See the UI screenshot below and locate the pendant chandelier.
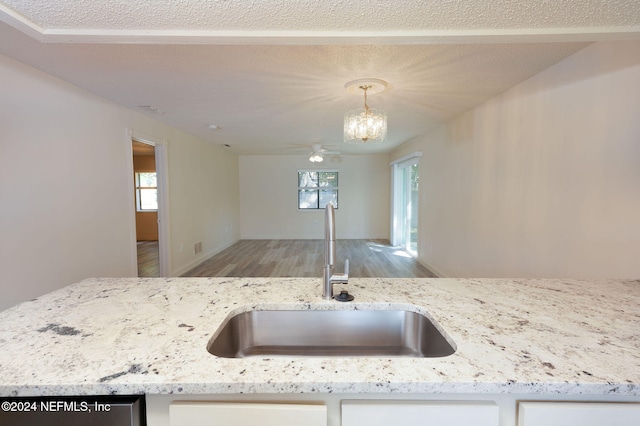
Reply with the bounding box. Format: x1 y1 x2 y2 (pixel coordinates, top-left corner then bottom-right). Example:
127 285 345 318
344 78 388 144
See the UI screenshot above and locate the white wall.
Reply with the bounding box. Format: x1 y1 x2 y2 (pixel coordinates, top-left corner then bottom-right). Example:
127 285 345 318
239 155 390 239
0 53 240 311
169 141 240 276
391 40 640 279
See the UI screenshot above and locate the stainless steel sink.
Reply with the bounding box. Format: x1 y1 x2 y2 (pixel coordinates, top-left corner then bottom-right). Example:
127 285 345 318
207 309 456 358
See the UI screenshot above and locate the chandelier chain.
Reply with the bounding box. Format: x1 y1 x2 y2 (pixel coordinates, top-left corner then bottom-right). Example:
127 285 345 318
361 85 371 112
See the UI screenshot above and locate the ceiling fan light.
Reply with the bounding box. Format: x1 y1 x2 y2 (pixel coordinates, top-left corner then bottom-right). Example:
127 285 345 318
309 153 324 162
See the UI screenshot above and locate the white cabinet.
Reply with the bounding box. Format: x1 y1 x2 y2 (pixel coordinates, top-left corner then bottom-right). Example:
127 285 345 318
342 400 499 426
518 402 640 426
169 402 326 426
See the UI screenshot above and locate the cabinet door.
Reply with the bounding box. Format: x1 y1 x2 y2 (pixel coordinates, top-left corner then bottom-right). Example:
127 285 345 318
518 402 640 426
169 402 326 426
342 400 499 426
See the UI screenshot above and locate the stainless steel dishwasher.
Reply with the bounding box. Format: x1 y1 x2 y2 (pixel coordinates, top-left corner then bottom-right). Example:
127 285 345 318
0 395 145 425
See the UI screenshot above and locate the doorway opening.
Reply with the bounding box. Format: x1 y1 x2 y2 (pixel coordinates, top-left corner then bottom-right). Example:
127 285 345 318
391 153 421 257
128 130 170 277
132 140 159 276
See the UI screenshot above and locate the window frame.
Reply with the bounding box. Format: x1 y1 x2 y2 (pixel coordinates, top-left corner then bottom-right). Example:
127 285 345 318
135 171 158 212
297 169 339 210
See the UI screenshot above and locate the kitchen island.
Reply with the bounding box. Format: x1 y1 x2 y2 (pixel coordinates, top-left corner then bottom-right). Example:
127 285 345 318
1 277 639 425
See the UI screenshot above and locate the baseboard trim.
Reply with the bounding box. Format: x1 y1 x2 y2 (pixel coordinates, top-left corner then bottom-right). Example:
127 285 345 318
417 258 449 278
172 239 239 277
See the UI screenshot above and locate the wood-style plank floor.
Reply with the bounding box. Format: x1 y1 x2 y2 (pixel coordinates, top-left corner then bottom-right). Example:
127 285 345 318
182 239 437 278
137 241 159 277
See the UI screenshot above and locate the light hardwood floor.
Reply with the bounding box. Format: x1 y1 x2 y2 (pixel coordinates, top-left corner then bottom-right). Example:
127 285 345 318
183 239 437 278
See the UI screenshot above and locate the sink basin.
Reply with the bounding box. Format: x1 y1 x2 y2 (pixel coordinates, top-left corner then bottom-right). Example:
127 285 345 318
207 309 456 358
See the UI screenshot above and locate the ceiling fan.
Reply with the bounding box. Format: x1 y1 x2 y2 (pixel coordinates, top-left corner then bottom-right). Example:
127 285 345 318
308 144 340 163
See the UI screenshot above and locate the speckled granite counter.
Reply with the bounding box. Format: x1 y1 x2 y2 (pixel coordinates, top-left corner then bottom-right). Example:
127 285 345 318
0 277 638 397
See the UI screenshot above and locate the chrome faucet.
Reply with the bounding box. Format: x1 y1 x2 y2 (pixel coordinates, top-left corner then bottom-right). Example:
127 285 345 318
323 203 349 300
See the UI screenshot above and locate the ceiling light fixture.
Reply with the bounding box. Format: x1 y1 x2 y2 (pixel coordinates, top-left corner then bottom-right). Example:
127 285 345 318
137 105 165 115
344 78 388 144
309 153 324 163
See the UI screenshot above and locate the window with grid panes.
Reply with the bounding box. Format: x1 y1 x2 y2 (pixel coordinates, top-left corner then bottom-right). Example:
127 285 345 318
135 172 158 211
298 170 338 209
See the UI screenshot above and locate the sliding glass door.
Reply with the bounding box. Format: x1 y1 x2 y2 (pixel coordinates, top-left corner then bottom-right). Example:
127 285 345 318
392 155 420 257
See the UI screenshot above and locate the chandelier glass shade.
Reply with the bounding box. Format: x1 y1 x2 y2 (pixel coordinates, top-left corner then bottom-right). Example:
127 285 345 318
344 79 388 144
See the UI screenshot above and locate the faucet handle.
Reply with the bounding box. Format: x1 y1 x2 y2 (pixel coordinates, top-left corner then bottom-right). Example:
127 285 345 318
344 258 349 276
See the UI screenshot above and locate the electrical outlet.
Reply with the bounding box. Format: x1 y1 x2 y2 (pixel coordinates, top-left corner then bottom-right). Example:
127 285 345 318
194 241 202 255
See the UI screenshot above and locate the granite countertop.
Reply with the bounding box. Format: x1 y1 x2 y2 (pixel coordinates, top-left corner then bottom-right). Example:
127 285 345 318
0 277 638 397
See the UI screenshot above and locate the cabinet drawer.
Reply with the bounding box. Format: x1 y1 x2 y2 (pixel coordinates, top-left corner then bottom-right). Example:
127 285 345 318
342 400 499 426
169 402 326 426
518 402 640 426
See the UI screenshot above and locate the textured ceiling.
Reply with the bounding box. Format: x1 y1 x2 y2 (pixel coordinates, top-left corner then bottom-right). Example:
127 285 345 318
3 0 640 36
0 1 639 155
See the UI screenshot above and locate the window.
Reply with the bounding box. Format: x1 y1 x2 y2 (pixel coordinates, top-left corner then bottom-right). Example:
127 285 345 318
298 170 338 209
135 172 158 211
